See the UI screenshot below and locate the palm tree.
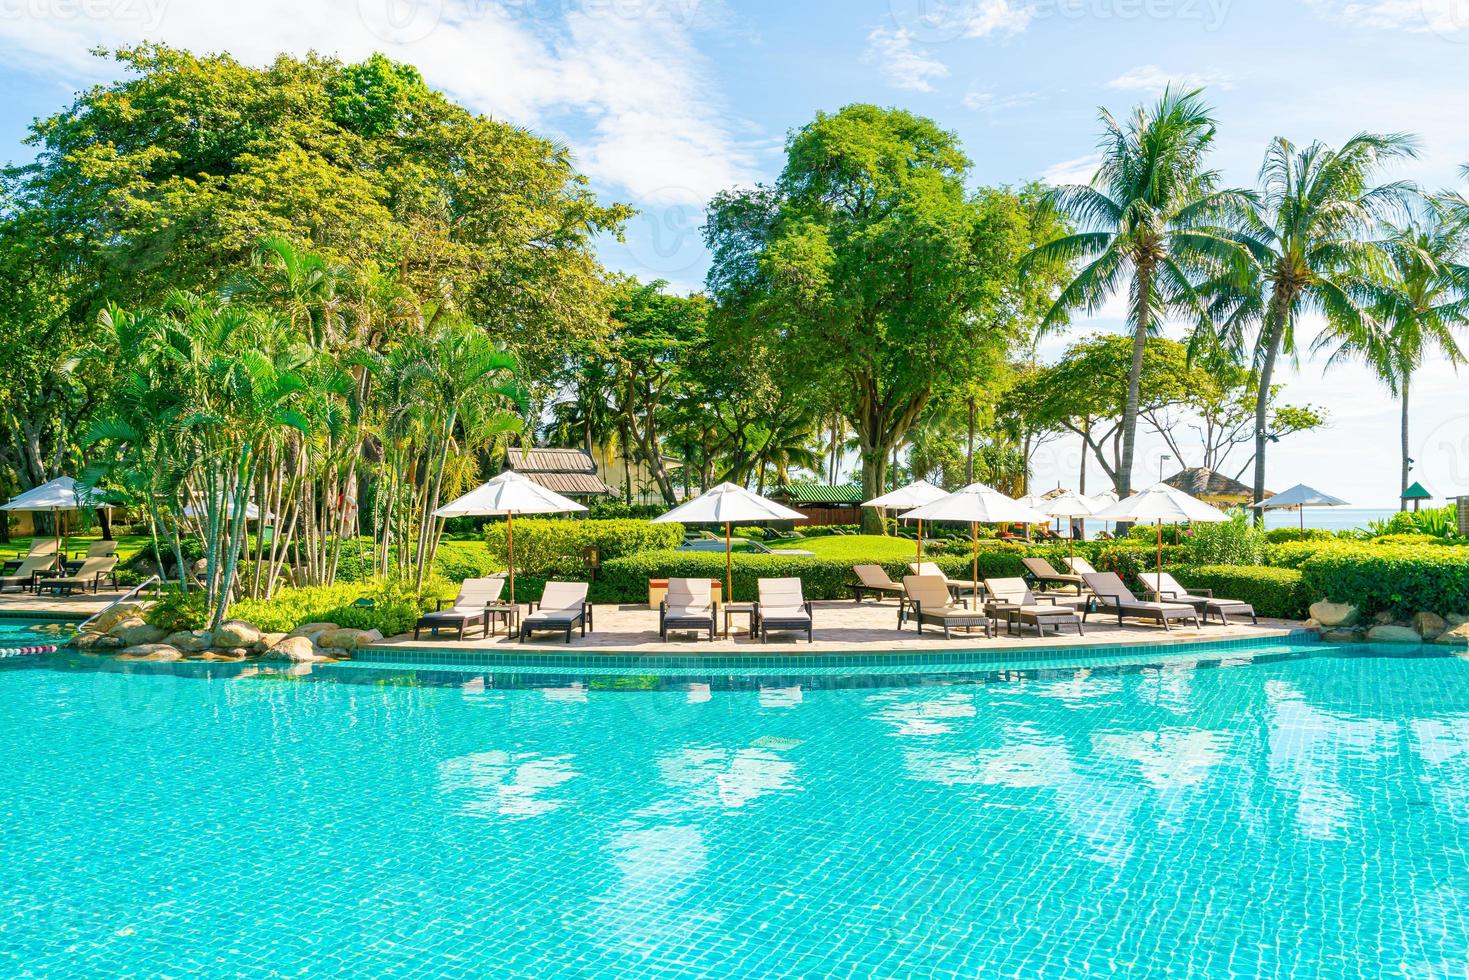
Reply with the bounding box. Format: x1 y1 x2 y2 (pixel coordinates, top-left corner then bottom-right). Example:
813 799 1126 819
1209 133 1419 514
1315 209 1469 504
1026 87 1249 497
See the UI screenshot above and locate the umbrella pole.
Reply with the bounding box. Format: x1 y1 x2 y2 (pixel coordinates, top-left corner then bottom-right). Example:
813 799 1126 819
1155 519 1162 575
1299 506 1304 541
916 518 923 562
971 521 979 610
507 511 515 607
55 507 63 571
725 520 733 604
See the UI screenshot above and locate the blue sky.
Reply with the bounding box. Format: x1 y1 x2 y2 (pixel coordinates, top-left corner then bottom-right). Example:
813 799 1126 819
4 0 1469 505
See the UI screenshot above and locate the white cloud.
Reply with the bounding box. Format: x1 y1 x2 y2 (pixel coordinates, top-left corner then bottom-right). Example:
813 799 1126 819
959 0 1037 37
1041 153 1102 185
865 26 950 92
963 87 1039 112
1306 0 1469 36
1105 65 1235 95
0 0 758 204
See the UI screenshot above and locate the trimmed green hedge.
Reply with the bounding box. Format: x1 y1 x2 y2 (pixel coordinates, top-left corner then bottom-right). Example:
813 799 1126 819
591 549 1029 604
1173 565 1309 620
1297 544 1469 618
228 579 456 636
1263 527 1337 544
484 519 684 579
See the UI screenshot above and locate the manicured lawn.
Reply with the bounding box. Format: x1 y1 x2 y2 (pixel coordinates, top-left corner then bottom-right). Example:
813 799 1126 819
780 534 926 561
3 534 152 564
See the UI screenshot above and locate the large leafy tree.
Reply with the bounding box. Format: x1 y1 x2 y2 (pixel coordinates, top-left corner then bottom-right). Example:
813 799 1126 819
1315 210 1468 502
1209 133 1419 514
1026 87 1249 497
705 104 1045 530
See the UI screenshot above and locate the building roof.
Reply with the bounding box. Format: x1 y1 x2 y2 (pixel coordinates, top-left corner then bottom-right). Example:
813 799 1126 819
506 447 613 496
1402 481 1433 500
1162 467 1270 502
771 482 865 505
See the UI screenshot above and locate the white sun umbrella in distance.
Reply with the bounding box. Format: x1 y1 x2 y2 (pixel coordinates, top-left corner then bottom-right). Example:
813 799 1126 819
1089 489 1121 535
181 499 265 520
902 483 1052 607
434 471 587 605
1 476 113 567
650 482 807 602
1042 490 1097 556
1257 483 1349 540
864 480 949 560
1090 482 1230 574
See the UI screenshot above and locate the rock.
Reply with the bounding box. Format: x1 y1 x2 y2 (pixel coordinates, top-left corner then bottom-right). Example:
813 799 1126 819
315 628 383 651
112 622 168 647
88 604 144 634
1412 612 1447 640
93 636 122 649
196 649 248 661
117 644 184 661
214 620 262 647
287 621 339 640
1303 618 1321 629
70 632 105 650
163 630 212 652
1308 601 1359 628
1447 613 1469 627
1323 628 1363 643
1366 624 1422 644
1371 610 1396 626
255 632 287 652
266 636 321 662
106 616 147 636
1433 623 1469 646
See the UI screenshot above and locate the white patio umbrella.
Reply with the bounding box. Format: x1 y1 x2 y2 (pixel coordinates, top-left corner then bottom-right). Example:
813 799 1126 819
650 482 807 601
1090 482 1230 574
1042 490 1097 556
902 483 1051 607
434 471 587 605
1257 483 1348 539
1090 489 1120 536
1 476 113 565
182 500 266 520
864 480 949 560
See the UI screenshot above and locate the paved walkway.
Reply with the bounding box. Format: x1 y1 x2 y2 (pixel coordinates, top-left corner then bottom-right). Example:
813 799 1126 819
380 598 1298 656
0 590 128 618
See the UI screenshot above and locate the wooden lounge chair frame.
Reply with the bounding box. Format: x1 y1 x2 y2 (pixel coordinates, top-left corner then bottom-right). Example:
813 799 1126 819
983 577 1085 637
413 576 506 640
1139 572 1257 625
1081 572 1200 630
520 582 593 644
848 564 905 603
1020 557 1088 594
902 575 992 639
35 556 117 596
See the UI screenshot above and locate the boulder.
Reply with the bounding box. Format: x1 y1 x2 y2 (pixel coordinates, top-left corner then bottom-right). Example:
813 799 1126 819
1322 628 1363 643
266 636 322 662
213 620 262 648
88 604 144 634
1371 610 1396 626
93 635 123 649
106 616 147 636
112 622 168 647
196 649 248 661
1412 612 1447 640
70 632 105 650
1433 623 1469 646
1447 613 1469 627
316 628 383 651
287 621 339 640
255 632 288 652
1308 602 1359 628
117 644 184 662
1366 624 1422 644
163 630 213 652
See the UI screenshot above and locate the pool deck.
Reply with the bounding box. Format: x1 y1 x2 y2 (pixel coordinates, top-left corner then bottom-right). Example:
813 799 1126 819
376 599 1301 656
0 589 126 619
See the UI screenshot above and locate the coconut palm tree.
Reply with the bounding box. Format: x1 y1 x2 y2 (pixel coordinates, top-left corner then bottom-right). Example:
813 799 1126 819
1207 133 1419 514
1314 209 1469 504
1025 87 1251 497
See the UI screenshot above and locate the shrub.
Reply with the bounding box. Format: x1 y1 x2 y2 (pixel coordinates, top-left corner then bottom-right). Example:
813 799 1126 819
1172 565 1309 620
229 579 457 637
583 501 669 520
143 590 209 632
432 543 502 582
592 549 1027 603
1298 544 1469 618
1263 539 1343 569
1182 509 1264 566
1368 533 1457 547
1263 527 1337 544
484 519 683 579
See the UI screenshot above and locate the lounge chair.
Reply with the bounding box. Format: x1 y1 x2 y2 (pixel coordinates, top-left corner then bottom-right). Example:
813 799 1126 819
1139 572 1257 625
520 582 593 644
65 539 119 573
0 553 63 593
2 538 59 574
983 577 1085 637
658 577 717 641
908 561 982 600
1021 556 1087 594
413 576 506 640
901 575 992 639
754 577 813 643
1063 556 1097 576
35 556 118 596
849 564 905 603
1081 572 1201 631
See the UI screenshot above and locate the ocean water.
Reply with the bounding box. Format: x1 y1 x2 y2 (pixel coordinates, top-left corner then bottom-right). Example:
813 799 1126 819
2 642 1467 977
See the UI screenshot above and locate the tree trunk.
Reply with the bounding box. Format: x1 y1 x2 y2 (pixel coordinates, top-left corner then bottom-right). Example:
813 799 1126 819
1078 419 1089 494
965 396 976 484
860 449 887 533
1118 265 1152 499
1400 373 1411 510
1252 318 1284 526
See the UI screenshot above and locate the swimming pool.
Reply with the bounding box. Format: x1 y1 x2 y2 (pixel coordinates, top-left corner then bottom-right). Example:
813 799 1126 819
3 639 1467 977
0 616 74 652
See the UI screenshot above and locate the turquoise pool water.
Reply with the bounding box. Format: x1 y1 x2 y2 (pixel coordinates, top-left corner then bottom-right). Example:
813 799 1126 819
0 617 74 651
3 640 1468 977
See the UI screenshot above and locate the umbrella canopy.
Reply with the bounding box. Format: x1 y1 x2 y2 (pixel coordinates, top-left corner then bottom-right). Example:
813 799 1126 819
651 483 806 601
1041 491 1096 518
182 500 266 520
0 476 112 512
1258 484 1349 510
902 484 1051 608
434 471 587 605
864 480 950 561
1089 482 1229 524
